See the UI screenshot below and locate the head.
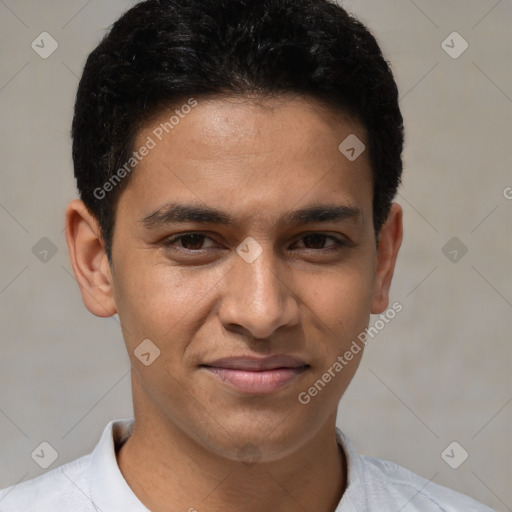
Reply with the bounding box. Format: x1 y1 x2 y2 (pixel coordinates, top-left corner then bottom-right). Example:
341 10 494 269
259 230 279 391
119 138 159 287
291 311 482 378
66 0 403 461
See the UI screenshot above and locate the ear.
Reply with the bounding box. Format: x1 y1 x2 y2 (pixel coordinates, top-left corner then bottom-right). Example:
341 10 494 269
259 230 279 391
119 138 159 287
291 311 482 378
371 202 403 314
65 199 117 317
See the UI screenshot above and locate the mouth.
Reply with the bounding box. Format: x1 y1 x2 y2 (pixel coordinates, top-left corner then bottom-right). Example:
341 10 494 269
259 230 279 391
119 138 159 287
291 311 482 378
200 355 310 395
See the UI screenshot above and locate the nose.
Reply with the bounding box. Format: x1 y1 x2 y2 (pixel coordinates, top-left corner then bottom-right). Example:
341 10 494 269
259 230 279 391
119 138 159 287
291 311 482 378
218 246 300 340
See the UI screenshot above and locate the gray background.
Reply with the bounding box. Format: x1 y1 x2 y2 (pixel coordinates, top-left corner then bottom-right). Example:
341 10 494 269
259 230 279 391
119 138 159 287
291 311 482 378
0 1 510 510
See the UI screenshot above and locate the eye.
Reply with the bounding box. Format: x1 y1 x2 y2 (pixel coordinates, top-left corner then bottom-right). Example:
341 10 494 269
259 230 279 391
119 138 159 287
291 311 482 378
162 232 349 255
293 233 346 250
163 233 217 251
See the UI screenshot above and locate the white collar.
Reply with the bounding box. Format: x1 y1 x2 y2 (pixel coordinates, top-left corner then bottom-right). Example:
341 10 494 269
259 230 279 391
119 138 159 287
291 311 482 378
88 418 148 511
87 418 361 511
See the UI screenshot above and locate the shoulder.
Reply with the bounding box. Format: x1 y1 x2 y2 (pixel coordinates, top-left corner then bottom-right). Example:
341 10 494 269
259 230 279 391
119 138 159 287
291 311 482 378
336 430 495 511
363 455 494 511
0 419 134 512
0 454 96 511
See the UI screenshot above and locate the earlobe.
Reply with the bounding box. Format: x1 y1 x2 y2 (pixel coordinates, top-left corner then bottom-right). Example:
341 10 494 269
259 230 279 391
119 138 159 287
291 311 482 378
370 203 403 314
65 199 117 318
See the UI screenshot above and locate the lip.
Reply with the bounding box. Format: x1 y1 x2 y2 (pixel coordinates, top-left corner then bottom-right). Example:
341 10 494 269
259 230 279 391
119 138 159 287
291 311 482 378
201 355 310 395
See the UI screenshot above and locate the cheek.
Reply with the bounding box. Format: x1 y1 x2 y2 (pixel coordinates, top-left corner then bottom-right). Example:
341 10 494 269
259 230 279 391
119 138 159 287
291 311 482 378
112 254 225 349
307 262 375 330
294 269 373 413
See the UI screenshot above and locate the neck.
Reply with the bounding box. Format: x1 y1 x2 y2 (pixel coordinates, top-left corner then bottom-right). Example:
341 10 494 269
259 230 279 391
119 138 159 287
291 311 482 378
117 384 346 512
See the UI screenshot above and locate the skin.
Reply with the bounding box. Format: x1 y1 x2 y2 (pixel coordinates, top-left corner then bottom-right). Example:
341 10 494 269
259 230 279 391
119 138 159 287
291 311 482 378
65 95 403 512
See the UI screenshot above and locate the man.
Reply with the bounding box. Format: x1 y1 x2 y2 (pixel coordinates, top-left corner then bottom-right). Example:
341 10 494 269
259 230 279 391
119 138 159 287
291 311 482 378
0 0 495 510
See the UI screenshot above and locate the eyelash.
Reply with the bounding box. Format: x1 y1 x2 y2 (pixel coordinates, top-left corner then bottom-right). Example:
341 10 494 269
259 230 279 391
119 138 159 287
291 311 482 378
162 232 348 253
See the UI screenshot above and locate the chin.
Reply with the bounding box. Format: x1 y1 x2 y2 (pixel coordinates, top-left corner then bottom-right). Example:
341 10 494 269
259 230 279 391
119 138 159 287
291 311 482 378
200 416 311 464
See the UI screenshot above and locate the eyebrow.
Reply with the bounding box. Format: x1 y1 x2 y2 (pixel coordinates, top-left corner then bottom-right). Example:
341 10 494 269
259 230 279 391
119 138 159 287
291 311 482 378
140 202 362 230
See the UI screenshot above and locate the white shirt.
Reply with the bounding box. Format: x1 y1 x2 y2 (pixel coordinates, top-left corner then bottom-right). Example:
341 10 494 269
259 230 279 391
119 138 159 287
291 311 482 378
0 418 495 511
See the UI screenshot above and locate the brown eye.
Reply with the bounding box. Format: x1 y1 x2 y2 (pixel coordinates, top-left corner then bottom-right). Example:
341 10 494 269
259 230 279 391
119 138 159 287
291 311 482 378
164 233 217 251
177 234 206 250
302 234 329 249
296 234 343 250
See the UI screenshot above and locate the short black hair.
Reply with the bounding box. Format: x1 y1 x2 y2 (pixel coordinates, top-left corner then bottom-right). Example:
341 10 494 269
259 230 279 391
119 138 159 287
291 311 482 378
72 0 404 260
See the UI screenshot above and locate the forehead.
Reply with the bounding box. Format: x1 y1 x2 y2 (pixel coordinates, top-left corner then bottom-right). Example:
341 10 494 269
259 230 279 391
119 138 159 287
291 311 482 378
120 95 373 226
140 94 365 156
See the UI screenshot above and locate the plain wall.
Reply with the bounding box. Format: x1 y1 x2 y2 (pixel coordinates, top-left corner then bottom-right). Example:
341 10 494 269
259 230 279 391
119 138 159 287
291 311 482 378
0 1 510 510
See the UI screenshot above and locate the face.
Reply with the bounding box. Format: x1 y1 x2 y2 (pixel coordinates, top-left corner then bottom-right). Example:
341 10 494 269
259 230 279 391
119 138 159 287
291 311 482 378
67 95 402 462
